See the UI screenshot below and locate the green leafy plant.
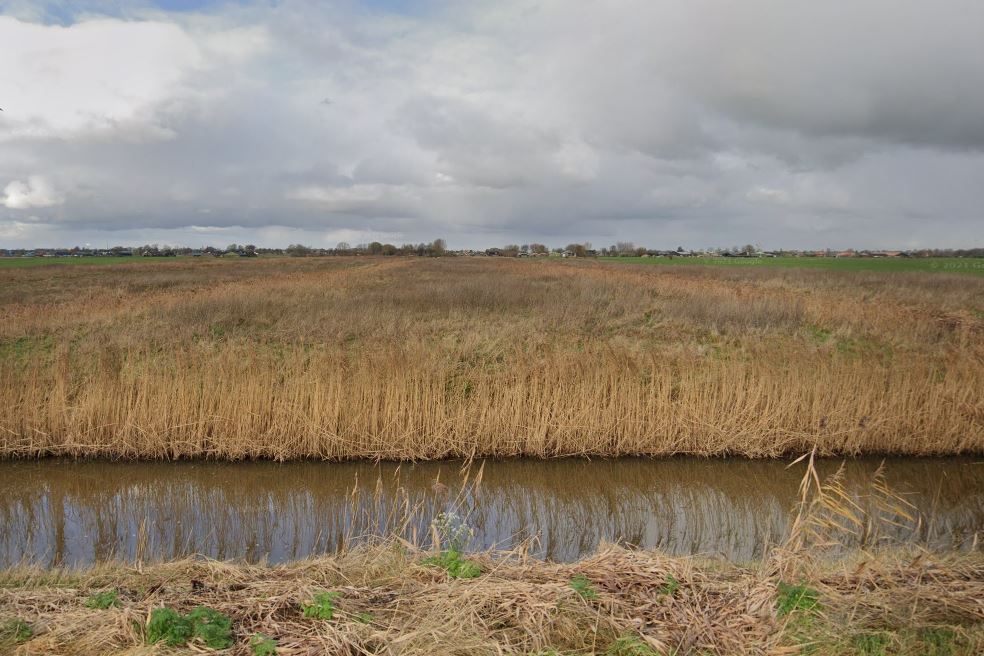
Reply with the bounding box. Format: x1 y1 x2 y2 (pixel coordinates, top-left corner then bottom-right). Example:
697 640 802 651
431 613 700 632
355 612 374 624
0 619 33 645
422 513 482 578
422 549 482 579
776 582 820 616
146 606 232 649
569 574 598 600
660 574 679 596
147 608 193 647
604 634 660 656
301 591 341 620
85 589 121 609
187 607 233 649
251 633 278 655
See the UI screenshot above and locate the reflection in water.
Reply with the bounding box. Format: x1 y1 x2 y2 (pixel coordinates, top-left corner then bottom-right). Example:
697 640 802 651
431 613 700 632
0 457 981 567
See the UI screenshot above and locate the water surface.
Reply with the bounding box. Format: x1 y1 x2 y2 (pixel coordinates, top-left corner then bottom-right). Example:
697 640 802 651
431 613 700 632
0 457 980 567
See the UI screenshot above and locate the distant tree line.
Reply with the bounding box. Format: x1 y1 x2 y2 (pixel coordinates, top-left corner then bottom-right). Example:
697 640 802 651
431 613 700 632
285 239 447 257
2 241 982 259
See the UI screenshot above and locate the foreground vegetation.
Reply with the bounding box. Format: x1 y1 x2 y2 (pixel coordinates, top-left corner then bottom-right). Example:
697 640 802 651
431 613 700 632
4 546 981 655
2 461 982 655
1 257 981 459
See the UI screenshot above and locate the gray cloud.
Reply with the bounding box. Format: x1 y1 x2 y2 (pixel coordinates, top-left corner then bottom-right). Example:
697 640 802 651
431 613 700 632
0 0 982 249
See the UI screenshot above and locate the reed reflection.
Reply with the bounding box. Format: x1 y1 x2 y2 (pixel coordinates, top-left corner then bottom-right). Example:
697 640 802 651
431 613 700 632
0 457 980 567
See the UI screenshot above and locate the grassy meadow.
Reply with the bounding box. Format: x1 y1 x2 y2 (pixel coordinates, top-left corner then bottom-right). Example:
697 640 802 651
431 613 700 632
0 256 981 459
0 256 154 269
601 255 984 275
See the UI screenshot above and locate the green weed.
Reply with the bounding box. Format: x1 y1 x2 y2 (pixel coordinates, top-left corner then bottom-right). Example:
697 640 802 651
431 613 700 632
0 619 33 645
659 574 679 596
776 582 820 616
355 612 374 624
422 550 483 579
146 606 232 649
852 632 890 656
187 607 234 649
147 608 193 647
251 633 278 655
918 627 957 656
85 589 121 609
569 574 598 600
604 633 661 656
807 325 832 343
301 591 341 620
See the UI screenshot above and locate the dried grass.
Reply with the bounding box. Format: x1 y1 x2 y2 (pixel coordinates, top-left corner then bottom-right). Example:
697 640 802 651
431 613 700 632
1 257 981 460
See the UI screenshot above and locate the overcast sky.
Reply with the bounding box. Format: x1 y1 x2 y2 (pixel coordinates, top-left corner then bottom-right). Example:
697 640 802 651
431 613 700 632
1 0 982 250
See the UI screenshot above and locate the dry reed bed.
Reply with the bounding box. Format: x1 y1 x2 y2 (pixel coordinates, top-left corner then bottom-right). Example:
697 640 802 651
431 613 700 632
1 257 982 459
4 546 983 655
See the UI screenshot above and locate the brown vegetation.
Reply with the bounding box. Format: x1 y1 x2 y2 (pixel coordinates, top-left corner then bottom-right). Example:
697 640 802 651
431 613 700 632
1 256 982 459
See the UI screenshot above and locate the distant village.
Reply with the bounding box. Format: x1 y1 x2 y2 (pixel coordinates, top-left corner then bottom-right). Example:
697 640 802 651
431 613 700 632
2 242 982 260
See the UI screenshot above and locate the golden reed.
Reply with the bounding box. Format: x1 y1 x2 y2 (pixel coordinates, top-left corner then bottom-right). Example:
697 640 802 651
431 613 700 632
1 257 981 459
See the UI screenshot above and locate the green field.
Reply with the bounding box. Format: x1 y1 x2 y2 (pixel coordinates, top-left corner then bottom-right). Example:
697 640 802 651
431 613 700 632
0 256 155 268
600 255 984 275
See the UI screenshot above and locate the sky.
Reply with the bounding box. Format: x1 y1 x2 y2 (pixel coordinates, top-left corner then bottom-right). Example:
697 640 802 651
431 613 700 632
1 1 982 250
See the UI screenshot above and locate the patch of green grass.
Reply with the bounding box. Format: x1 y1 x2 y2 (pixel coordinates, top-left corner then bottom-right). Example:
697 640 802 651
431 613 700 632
568 574 598 600
852 632 890 656
808 325 833 343
0 619 33 645
918 627 957 656
659 574 679 596
833 335 893 361
604 633 661 656
0 334 55 361
85 589 121 609
251 633 278 655
355 612 374 624
600 255 984 275
776 582 821 616
0 256 159 268
146 606 233 649
301 591 341 620
422 550 483 579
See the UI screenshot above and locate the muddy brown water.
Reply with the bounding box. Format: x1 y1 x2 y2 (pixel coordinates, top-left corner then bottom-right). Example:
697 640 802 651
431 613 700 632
0 457 980 567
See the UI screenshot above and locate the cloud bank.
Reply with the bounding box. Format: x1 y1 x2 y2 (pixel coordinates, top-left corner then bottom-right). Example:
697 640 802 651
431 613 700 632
0 0 982 249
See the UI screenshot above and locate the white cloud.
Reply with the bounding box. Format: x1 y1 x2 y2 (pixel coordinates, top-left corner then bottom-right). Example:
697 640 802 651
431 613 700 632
1 176 64 209
0 2 982 249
